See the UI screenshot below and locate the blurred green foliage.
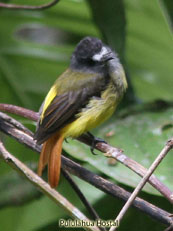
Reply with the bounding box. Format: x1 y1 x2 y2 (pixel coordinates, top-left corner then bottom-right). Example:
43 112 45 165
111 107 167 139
0 0 172 230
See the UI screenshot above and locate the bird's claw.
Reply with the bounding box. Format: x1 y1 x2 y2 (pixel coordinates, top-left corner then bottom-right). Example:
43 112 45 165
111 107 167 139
87 132 107 155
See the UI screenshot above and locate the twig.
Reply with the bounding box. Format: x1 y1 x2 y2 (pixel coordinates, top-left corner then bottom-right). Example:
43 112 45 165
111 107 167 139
62 155 173 226
0 112 41 153
0 0 59 10
0 112 33 136
164 224 173 231
164 223 173 231
0 104 38 121
0 115 172 227
62 169 106 231
0 104 172 203
80 136 173 204
0 140 100 231
109 139 173 231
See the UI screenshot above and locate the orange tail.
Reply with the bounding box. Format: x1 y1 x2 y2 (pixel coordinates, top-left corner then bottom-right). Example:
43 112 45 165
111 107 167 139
37 133 64 188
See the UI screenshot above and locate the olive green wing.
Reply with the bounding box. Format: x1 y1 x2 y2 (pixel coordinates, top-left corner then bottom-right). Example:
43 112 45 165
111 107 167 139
34 71 105 144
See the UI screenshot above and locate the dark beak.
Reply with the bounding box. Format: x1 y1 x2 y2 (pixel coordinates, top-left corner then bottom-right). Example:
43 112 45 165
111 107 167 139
101 52 114 62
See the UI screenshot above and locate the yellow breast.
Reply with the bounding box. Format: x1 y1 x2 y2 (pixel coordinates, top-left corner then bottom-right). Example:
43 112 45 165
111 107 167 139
61 82 119 138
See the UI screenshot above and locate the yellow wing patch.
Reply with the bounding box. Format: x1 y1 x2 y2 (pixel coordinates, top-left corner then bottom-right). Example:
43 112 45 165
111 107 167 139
40 86 57 122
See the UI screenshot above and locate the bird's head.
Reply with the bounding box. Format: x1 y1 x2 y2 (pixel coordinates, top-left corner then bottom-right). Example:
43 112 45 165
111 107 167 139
71 37 115 72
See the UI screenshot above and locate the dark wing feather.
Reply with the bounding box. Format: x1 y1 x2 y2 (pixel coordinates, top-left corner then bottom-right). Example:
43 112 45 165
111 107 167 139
42 90 85 130
34 72 107 144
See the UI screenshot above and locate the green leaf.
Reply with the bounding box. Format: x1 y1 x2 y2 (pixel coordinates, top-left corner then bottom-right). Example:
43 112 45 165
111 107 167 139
64 104 173 195
92 193 171 230
0 169 42 209
87 0 126 60
0 170 105 231
159 0 173 29
0 0 99 110
125 0 173 101
87 0 135 102
0 0 172 229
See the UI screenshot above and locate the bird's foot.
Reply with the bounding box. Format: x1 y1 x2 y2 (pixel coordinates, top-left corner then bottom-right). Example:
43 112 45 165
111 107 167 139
87 132 107 155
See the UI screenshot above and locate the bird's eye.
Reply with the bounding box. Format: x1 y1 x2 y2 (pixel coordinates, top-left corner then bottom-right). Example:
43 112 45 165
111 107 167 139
87 59 98 65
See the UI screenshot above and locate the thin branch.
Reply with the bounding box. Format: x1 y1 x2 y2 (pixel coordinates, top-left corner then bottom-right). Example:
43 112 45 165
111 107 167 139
109 139 173 231
0 0 59 10
62 169 106 231
0 104 172 203
62 156 173 227
0 104 38 121
164 224 173 231
81 135 173 203
0 140 100 231
0 115 172 227
0 112 33 136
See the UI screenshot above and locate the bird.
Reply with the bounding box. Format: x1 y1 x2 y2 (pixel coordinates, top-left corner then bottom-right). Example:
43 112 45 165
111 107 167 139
34 36 127 188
